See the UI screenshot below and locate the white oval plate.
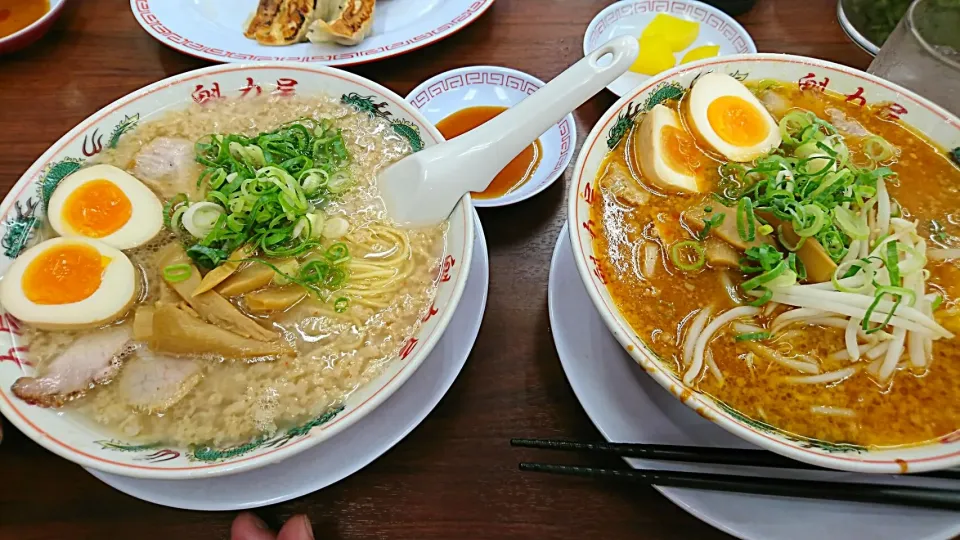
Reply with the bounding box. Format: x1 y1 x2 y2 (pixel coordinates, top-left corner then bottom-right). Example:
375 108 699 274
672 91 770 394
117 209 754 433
86 211 489 510
406 66 577 207
549 223 960 540
130 0 494 65
583 0 756 97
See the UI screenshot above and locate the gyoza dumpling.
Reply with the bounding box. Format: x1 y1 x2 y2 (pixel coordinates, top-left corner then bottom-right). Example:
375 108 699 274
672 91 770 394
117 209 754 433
244 0 318 46
308 0 376 46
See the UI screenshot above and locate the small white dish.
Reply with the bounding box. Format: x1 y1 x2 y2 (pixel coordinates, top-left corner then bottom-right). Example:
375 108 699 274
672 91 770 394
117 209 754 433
406 66 578 207
0 0 66 55
129 0 494 66
548 224 960 540
86 211 489 510
583 0 756 97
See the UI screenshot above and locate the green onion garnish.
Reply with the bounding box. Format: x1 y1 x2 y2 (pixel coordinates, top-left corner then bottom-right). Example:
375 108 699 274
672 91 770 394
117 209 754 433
698 212 725 241
736 197 756 242
863 135 896 163
742 259 787 291
334 297 349 313
886 240 901 287
181 119 353 272
735 331 770 342
670 240 706 271
162 263 192 283
932 295 944 311
747 287 774 306
861 286 915 334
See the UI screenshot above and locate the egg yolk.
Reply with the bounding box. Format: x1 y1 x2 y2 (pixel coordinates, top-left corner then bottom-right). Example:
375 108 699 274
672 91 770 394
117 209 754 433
22 243 107 305
62 179 132 238
706 96 770 147
660 124 702 177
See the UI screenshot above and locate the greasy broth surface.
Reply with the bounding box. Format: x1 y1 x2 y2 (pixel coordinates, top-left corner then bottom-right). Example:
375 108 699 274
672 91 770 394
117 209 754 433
591 85 960 447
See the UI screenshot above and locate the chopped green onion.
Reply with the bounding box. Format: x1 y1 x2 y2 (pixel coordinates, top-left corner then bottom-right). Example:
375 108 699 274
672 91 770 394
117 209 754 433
747 287 774 306
777 224 804 251
186 245 228 269
163 193 189 230
698 212 725 241
735 331 771 342
162 263 193 283
670 241 706 271
736 197 756 242
334 297 349 313
184 120 354 274
861 286 915 334
779 111 813 146
324 242 351 265
755 79 778 93
833 206 869 240
832 259 875 293
932 295 944 311
793 204 826 237
886 240 901 287
742 259 786 291
863 135 896 162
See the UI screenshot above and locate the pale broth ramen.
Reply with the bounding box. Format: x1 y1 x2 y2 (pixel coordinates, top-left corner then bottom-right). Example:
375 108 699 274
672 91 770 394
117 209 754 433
2 95 445 448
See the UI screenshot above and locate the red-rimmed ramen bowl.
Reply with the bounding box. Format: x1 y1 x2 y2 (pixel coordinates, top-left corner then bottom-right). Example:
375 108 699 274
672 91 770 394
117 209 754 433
568 54 960 473
0 63 473 479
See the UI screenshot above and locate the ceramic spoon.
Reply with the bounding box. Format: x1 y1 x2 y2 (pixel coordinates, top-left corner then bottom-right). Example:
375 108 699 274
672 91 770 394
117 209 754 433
378 36 640 228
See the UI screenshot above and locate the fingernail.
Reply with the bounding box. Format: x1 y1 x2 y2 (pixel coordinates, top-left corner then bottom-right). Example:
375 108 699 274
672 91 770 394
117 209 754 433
251 514 269 530
300 515 314 540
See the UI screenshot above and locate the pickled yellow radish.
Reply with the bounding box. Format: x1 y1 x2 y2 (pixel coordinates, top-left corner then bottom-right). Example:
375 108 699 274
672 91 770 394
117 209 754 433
681 44 721 64
629 36 676 76
641 14 700 52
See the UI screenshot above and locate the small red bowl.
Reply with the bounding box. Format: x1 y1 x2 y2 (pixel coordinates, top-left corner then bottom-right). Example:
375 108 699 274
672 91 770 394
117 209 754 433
0 0 66 55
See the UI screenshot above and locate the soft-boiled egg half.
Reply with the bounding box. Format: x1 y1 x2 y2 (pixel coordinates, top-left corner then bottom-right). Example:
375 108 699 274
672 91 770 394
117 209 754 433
47 164 163 250
0 238 137 330
635 104 703 194
684 72 782 162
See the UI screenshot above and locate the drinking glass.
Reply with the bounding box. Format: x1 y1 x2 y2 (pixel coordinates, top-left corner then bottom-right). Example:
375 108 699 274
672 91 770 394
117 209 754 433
867 0 960 116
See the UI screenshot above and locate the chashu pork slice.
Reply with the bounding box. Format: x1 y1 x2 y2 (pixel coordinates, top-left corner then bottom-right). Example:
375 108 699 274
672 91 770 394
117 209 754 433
245 0 318 46
132 137 202 201
118 351 202 414
12 325 134 408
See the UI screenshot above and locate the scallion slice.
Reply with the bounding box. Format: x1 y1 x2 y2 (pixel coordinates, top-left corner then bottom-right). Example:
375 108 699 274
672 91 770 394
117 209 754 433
162 263 192 283
670 241 706 271
735 331 771 342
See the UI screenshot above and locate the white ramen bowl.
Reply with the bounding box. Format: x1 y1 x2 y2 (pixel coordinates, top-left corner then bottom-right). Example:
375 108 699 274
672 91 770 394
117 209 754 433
567 54 960 474
0 64 474 479
406 66 577 207
583 0 756 97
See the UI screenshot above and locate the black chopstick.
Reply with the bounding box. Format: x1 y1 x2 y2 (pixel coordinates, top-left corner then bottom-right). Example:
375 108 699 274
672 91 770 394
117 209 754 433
518 463 960 511
511 438 960 480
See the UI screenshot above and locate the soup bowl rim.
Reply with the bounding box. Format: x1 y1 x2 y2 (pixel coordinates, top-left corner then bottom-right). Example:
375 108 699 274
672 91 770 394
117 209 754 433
566 52 960 474
0 61 475 479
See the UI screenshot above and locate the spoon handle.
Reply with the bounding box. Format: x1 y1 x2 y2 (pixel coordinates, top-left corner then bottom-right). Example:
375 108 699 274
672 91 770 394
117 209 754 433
454 36 639 192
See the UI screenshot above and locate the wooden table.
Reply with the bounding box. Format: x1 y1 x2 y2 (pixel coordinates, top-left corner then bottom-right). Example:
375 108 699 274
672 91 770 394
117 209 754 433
0 1 871 538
